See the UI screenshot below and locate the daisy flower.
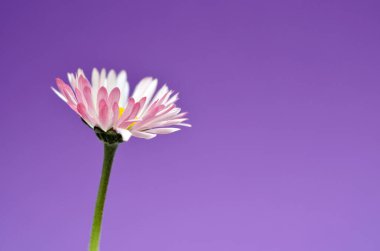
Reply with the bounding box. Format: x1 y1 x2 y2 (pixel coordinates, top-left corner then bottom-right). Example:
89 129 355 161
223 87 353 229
52 68 190 144
52 68 190 251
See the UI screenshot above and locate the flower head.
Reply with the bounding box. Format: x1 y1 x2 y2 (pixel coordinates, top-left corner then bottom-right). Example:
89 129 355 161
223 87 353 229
52 68 190 143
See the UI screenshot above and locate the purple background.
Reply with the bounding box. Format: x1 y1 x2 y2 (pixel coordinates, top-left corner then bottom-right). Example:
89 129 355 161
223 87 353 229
1 0 380 250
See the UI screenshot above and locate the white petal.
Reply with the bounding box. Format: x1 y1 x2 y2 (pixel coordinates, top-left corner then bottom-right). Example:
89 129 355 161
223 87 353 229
131 130 157 139
132 78 158 117
116 71 127 88
67 73 74 83
117 71 129 107
152 84 169 102
51 87 67 102
99 68 106 87
91 68 99 88
107 69 117 90
150 118 188 128
156 106 180 117
145 128 180 134
77 68 84 77
177 123 192 127
132 77 158 102
161 90 173 104
116 128 132 141
166 93 179 105
67 72 76 89
135 108 181 130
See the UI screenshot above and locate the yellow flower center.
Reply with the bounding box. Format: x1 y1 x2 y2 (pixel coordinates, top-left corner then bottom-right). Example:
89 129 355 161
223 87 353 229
119 107 137 130
118 107 125 118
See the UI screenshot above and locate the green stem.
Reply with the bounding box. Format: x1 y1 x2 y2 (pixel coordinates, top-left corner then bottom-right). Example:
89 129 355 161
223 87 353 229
89 143 118 251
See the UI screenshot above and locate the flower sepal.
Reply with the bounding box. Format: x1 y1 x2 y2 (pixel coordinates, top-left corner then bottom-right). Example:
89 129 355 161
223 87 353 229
94 127 123 145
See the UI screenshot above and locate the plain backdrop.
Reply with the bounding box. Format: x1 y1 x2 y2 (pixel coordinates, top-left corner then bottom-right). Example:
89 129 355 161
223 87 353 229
1 0 380 250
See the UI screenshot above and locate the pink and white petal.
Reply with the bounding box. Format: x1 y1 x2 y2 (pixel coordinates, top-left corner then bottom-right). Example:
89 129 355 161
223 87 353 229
131 130 157 139
142 85 167 113
56 78 77 105
119 117 143 130
56 78 79 114
145 127 181 134
156 104 177 116
123 118 142 123
97 87 108 107
166 93 179 105
77 103 95 127
78 75 91 91
56 78 70 93
68 103 80 114
108 87 121 107
116 128 132 141
127 102 141 121
77 103 88 119
151 84 169 102
83 86 95 115
98 100 111 130
156 90 172 106
74 87 86 106
111 102 119 125
140 100 158 117
118 102 142 128
136 97 147 117
117 98 135 126
51 87 67 102
173 112 188 119
143 104 165 120
138 107 181 129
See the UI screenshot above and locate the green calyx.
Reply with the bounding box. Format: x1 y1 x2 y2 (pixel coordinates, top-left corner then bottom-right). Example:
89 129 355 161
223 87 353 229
94 127 123 144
